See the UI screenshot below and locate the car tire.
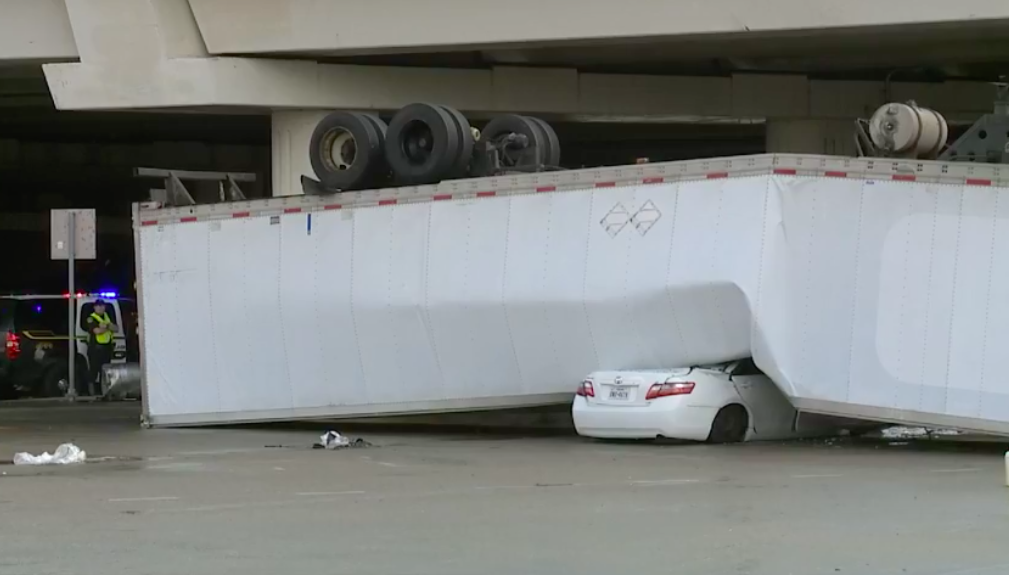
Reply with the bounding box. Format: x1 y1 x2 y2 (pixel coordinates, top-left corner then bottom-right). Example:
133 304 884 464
385 103 461 185
524 116 561 167
480 114 546 169
41 366 68 398
309 111 385 191
0 378 17 400
707 404 749 443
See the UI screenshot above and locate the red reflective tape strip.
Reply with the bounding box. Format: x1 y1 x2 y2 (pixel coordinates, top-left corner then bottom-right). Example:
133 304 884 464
284 207 302 214
706 172 728 179
536 186 556 193
180 216 197 223
892 174 916 182
324 204 342 210
433 194 453 201
773 168 797 175
232 211 250 218
825 171 847 178
642 177 664 184
476 191 496 198
378 199 397 206
595 182 616 188
966 178 992 186
140 220 158 227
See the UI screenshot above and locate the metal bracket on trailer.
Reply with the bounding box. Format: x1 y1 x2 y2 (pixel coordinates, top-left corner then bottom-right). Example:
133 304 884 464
300 175 334 196
135 167 257 207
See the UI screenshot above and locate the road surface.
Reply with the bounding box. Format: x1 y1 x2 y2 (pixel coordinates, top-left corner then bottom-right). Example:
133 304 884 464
0 402 1006 575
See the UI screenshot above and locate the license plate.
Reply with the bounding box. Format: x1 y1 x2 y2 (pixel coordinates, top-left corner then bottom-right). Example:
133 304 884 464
608 388 630 401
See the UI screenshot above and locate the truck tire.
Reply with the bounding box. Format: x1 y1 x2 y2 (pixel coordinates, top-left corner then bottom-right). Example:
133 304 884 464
360 113 388 140
309 111 385 191
480 114 546 169
525 116 561 167
437 105 475 179
385 103 461 185
360 113 390 185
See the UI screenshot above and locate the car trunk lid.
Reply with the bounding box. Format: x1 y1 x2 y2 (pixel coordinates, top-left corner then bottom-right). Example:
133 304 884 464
587 369 692 407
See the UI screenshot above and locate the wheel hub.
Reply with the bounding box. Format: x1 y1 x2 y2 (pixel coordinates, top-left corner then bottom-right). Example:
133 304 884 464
324 128 357 171
401 120 435 166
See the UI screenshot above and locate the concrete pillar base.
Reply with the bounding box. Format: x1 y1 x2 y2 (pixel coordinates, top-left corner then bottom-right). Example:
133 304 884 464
272 111 327 197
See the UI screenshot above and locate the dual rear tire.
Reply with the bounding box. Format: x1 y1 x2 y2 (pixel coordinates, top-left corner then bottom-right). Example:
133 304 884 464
309 104 559 191
384 103 474 185
309 112 388 191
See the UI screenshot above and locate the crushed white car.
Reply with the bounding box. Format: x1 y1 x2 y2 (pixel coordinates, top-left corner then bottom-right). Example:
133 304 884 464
572 359 849 443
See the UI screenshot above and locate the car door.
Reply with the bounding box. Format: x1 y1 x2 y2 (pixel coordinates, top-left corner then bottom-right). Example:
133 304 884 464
728 358 798 439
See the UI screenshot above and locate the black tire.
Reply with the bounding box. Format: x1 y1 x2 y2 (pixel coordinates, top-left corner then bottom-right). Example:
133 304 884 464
437 105 475 179
707 404 749 443
360 113 390 185
385 103 461 185
524 116 561 167
480 114 546 169
469 138 493 178
42 366 69 398
360 113 388 140
309 111 385 191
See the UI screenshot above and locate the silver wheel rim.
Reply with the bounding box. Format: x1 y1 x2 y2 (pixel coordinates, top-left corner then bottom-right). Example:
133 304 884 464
323 128 357 171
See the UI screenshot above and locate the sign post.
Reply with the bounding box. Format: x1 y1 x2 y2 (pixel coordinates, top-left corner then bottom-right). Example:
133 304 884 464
50 209 96 400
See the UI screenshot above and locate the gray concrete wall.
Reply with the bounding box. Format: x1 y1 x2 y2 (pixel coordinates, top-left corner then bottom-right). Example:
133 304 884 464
8 0 1007 64
0 0 78 63
186 0 1009 55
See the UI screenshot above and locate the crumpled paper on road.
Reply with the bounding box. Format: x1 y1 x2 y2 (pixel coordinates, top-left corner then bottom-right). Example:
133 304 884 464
318 431 350 450
13 443 87 465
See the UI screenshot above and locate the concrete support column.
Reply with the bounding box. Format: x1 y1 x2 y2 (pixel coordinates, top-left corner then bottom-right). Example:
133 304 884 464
63 0 207 63
765 118 857 156
272 111 327 197
45 0 218 110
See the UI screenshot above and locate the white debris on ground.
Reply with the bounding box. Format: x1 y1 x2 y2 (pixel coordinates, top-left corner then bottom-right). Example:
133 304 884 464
880 426 961 439
319 431 350 450
13 443 87 465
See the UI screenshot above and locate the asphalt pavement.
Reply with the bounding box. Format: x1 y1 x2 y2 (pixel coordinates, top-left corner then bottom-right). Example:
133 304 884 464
0 402 1007 575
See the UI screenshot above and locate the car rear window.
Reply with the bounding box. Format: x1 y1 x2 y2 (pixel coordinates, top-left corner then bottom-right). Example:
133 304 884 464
0 300 13 330
14 300 69 333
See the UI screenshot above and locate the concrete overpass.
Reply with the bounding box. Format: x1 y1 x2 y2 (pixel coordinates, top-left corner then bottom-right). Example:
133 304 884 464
2 0 1009 197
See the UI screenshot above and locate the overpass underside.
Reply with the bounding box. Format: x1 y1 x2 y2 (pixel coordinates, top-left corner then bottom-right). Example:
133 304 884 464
0 1 1003 198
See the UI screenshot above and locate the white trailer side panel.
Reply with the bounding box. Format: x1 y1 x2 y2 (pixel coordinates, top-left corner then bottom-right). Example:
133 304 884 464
136 154 1009 432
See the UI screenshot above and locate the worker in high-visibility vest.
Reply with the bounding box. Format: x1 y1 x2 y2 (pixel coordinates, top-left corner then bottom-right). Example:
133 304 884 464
85 299 117 396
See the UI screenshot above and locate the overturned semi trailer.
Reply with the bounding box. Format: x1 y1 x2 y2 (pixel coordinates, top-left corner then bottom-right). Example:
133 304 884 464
134 153 1009 433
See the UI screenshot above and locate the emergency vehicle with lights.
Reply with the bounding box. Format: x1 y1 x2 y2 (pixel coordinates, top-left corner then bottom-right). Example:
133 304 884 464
0 291 131 398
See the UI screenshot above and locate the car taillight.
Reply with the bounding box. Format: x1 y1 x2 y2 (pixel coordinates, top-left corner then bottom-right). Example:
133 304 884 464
646 381 694 400
5 331 20 361
576 380 595 397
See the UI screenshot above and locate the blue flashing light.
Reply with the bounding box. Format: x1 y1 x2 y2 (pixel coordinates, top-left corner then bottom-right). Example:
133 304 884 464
97 291 118 299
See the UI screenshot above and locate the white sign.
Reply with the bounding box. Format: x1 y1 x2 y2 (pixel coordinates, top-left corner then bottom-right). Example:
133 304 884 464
50 209 96 260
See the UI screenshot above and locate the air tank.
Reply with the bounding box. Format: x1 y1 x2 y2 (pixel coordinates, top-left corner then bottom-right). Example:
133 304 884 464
868 102 948 159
